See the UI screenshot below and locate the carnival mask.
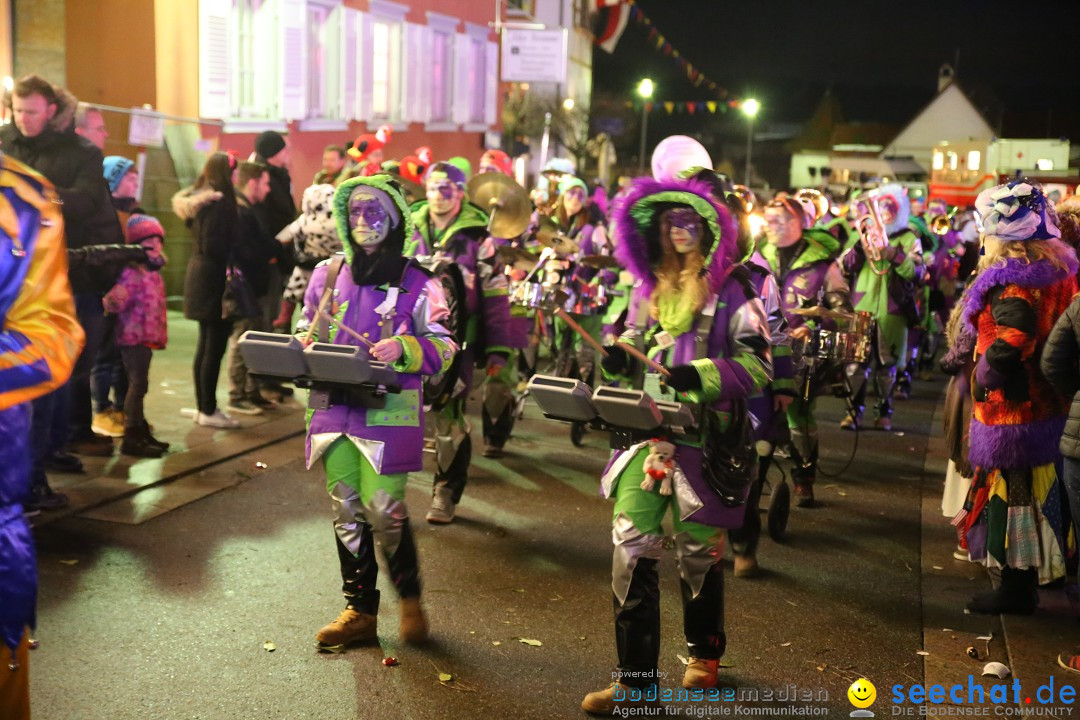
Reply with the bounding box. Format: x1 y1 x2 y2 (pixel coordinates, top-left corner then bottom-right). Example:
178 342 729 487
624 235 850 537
426 174 462 216
662 207 703 254
348 189 394 247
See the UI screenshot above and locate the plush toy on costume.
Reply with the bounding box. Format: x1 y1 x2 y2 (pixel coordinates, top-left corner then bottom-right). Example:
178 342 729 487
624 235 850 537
640 439 676 495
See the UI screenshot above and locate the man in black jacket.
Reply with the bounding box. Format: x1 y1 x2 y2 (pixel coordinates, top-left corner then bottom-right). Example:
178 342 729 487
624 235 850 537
225 162 278 415
252 130 298 400
1 75 126 475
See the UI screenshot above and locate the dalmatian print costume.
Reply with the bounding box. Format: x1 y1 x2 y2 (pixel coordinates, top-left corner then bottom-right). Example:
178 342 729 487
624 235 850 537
278 183 341 304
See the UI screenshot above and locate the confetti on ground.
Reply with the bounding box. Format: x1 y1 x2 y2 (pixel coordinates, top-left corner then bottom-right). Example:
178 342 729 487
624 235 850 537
263 641 276 652
383 657 399 667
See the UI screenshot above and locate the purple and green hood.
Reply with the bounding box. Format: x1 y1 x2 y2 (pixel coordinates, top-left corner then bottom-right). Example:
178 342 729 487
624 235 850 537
612 176 737 295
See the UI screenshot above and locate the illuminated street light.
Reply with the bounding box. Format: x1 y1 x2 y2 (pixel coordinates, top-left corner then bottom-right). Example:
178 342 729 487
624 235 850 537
742 98 760 186
563 98 575 111
637 79 654 173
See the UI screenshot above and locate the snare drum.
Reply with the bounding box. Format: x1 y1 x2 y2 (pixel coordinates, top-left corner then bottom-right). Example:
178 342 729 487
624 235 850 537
563 282 608 316
510 280 548 308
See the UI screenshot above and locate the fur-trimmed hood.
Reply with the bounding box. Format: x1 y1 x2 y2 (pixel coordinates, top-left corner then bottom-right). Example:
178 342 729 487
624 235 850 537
2 83 78 135
171 187 222 222
612 176 737 295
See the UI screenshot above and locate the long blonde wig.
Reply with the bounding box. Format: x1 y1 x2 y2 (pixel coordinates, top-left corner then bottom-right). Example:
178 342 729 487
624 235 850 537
977 236 1076 274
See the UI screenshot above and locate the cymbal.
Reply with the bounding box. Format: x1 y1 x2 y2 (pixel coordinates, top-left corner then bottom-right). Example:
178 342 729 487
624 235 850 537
789 306 854 321
466 173 531 239
578 254 621 269
534 217 580 256
496 245 541 272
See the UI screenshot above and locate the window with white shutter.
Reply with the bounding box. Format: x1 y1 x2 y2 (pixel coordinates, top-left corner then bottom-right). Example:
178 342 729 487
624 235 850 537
278 0 307 121
199 0 232 119
425 13 457 128
404 22 431 125
368 0 407 126
484 40 498 127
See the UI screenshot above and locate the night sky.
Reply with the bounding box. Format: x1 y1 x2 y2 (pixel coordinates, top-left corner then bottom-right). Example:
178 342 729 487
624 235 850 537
591 0 1079 174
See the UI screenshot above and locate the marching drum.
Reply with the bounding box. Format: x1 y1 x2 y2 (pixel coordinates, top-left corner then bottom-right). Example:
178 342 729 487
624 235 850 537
563 282 607 316
510 280 550 309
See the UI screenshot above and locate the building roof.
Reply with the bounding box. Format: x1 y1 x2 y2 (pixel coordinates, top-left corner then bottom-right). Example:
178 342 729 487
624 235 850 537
880 81 997 157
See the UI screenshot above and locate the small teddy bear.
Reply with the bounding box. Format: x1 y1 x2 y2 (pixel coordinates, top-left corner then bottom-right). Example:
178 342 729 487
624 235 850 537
640 439 676 495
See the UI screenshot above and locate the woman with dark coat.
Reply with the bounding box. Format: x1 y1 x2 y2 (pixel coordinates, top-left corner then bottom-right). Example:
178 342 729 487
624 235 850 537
172 152 242 428
1041 291 1080 673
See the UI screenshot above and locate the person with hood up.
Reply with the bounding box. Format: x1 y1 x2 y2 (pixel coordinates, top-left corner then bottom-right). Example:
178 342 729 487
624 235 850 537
756 196 852 507
408 162 515 524
840 183 924 432
298 175 457 652
582 176 772 714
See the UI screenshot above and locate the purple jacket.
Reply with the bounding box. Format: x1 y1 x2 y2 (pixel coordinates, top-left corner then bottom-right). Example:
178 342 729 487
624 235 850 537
302 259 456 474
607 177 773 528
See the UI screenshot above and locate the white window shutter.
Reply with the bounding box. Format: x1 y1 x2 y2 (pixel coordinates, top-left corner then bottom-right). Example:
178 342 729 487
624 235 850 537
357 11 373 121
278 0 307 121
484 40 498 127
404 23 429 124
342 7 358 120
451 32 471 126
324 5 344 119
199 0 232 119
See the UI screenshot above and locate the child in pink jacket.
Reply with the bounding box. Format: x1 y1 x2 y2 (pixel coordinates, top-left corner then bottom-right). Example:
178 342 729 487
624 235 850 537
103 214 170 457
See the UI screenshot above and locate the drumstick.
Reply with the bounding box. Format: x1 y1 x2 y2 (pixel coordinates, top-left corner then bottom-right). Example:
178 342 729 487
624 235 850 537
303 287 335 345
317 309 375 348
615 341 671 378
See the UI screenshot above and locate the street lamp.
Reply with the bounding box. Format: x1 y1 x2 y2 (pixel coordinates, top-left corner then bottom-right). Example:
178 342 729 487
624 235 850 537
742 98 760 187
563 98 575 111
637 78 654 174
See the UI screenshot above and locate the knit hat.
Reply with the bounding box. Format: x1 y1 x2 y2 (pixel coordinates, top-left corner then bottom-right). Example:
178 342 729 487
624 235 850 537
126 214 165 245
975 180 1061 242
254 130 287 160
425 161 467 189
447 156 472 180
103 156 135 193
558 176 588 196
480 149 512 176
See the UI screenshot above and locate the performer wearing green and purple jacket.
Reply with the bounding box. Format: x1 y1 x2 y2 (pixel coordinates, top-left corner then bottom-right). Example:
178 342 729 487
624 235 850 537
840 184 924 432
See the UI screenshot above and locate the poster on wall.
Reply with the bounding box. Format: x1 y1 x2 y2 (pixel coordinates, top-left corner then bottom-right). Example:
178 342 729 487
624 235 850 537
128 108 166 148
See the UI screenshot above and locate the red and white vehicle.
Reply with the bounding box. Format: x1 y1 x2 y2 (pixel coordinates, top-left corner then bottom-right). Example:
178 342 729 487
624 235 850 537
928 138 1075 207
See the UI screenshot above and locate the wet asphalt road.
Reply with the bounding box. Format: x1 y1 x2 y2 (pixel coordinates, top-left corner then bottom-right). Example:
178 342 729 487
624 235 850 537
29 380 952 719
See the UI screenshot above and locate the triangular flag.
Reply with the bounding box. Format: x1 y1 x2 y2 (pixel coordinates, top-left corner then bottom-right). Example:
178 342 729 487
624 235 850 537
645 101 654 112
706 101 718 113
672 49 679 58
655 35 664 49
687 102 696 114
663 101 674 114
662 43 672 57
625 101 633 109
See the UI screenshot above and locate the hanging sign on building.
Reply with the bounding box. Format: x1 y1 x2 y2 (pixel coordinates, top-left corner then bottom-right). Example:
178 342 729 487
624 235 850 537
128 108 166 148
500 28 568 84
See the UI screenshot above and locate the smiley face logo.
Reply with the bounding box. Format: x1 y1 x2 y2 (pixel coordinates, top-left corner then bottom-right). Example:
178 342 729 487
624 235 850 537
848 678 876 709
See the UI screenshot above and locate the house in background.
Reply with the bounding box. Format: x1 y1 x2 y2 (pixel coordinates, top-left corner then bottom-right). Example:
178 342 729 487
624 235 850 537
5 0 505 294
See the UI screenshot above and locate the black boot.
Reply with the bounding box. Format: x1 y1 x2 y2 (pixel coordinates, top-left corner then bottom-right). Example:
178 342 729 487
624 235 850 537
613 558 661 687
120 424 165 458
481 405 515 457
681 564 726 662
385 517 422 599
789 444 817 508
435 434 471 505
966 567 1039 615
336 529 380 615
729 458 765 574
142 421 170 452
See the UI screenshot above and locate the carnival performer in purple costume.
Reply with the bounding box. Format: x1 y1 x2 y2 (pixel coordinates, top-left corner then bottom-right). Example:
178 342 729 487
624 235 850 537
581 176 772 715
757 196 851 506
408 162 515 522
300 175 457 651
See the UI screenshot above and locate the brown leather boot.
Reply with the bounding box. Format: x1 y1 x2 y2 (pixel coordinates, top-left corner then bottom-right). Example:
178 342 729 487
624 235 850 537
682 658 719 689
399 597 429 645
581 682 651 716
315 607 377 650
733 554 759 578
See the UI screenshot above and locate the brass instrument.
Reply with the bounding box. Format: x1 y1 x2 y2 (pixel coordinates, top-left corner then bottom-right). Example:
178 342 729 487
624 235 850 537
929 213 951 236
854 192 890 264
795 188 829 223
730 184 757 214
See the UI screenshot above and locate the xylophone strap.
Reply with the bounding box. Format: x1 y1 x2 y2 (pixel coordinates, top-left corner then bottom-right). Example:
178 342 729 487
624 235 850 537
316 256 347 344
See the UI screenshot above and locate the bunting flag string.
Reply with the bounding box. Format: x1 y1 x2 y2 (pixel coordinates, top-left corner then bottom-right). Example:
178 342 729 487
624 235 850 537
622 99 741 115
624 1 737 103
